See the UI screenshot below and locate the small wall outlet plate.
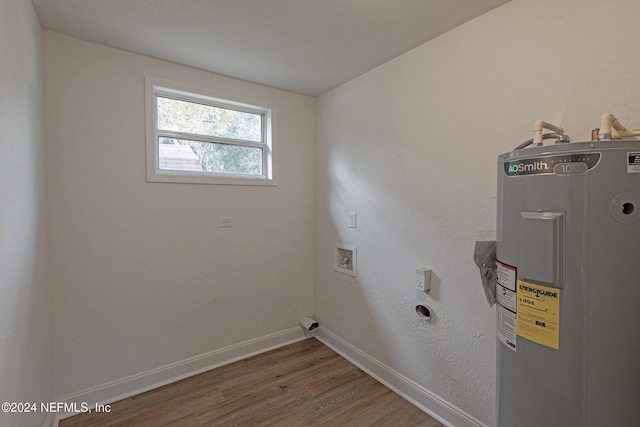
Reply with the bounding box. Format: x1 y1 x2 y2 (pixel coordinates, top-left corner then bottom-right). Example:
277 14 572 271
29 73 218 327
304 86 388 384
335 243 357 276
217 217 233 227
416 268 431 292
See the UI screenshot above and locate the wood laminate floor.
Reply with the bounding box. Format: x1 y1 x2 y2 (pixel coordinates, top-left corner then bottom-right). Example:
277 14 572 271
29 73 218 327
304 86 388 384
60 338 444 427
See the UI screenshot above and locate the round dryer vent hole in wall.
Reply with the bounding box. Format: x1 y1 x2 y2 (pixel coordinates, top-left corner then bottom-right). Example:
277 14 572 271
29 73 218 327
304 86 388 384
415 304 432 321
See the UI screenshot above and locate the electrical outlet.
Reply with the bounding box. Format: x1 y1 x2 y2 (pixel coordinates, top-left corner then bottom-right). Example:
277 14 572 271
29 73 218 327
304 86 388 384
416 268 431 292
217 217 233 228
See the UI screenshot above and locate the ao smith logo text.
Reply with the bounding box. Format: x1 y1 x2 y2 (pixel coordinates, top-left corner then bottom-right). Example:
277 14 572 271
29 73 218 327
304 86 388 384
503 153 602 177
507 160 550 175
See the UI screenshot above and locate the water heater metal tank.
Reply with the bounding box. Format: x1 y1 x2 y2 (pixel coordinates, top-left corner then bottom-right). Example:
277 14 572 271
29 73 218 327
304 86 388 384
496 140 640 426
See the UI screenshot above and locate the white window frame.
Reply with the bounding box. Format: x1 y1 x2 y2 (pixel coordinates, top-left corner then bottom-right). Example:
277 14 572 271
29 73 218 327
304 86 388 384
145 76 277 185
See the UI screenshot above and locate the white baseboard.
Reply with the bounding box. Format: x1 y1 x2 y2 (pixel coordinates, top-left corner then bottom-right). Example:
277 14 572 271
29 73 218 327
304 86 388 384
52 327 307 425
49 326 488 427
315 327 489 427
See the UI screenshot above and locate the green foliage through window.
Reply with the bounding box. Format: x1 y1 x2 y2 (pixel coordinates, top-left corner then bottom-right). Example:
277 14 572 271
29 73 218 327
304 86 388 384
156 95 265 176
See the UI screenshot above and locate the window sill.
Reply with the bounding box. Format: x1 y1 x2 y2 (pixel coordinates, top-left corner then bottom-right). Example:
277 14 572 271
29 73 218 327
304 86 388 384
146 169 278 186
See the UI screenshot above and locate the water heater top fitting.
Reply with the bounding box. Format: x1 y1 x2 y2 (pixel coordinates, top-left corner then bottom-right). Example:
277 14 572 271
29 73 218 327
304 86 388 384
599 112 640 140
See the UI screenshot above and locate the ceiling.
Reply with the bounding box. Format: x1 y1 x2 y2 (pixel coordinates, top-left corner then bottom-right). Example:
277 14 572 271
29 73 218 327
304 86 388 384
32 0 510 96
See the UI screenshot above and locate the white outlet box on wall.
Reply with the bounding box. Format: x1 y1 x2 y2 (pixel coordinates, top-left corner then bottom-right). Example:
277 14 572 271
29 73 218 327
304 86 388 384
335 243 357 276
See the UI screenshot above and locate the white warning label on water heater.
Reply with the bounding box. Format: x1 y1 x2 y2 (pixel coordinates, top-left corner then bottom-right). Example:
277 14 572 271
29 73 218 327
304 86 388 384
628 153 640 173
496 260 517 351
496 261 517 312
497 305 517 351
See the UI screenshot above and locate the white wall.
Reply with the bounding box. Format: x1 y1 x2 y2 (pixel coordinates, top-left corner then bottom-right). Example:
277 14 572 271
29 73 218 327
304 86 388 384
34 0 640 422
0 0 53 426
43 31 316 398
315 0 640 425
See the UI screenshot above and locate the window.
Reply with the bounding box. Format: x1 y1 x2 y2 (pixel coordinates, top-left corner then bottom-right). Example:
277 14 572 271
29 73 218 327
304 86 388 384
145 76 277 185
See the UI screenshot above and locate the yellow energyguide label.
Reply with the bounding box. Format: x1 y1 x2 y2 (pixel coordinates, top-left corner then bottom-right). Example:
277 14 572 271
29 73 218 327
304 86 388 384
516 280 560 349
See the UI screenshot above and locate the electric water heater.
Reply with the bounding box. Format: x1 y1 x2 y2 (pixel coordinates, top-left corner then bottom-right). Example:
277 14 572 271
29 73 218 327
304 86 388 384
496 140 640 426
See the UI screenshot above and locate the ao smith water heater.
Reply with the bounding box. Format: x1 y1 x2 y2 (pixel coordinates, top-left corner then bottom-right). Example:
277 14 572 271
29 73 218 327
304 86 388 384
494 116 640 426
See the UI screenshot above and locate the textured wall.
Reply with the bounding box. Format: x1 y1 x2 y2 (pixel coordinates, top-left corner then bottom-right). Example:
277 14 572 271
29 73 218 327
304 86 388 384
43 32 316 397
0 0 53 426
314 0 640 424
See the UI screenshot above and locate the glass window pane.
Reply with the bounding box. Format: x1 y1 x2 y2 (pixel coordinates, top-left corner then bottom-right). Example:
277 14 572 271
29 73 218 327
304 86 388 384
157 96 262 142
159 137 263 175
